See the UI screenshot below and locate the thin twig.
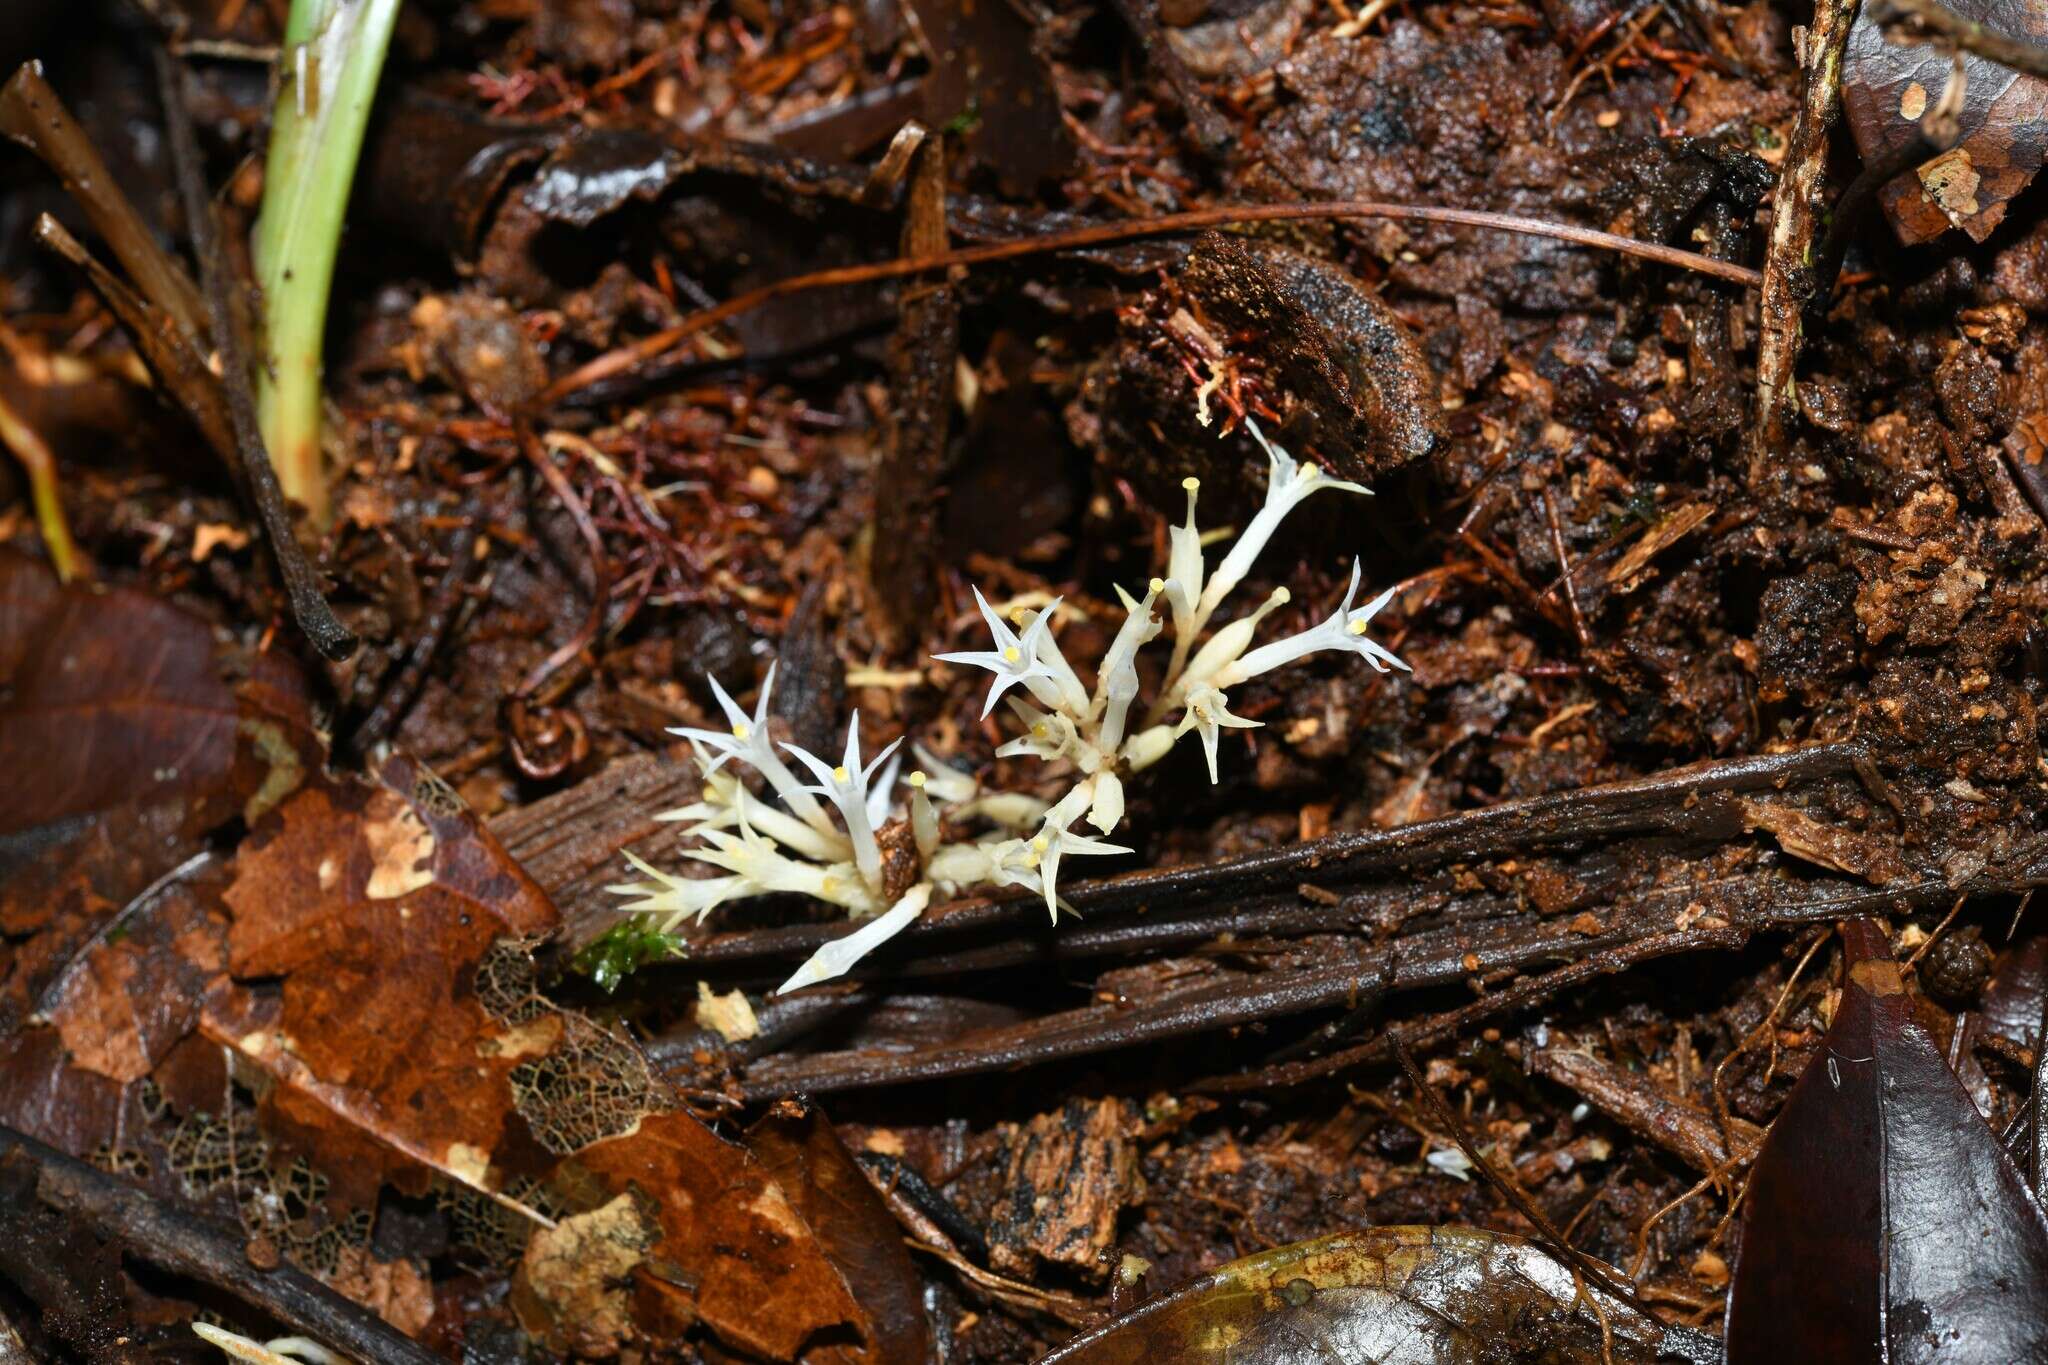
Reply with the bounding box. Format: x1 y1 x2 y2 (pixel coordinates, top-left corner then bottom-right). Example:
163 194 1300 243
1199 924 1748 1094
1543 492 1591 653
32 215 237 461
0 1125 442 1365
0 63 209 341
154 48 359 662
515 424 610 699
1869 0 2048 77
348 511 487 756
538 200 1763 404
1394 1037 1654 1317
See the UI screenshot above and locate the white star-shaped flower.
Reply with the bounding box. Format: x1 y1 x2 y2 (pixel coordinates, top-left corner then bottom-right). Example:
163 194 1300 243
1220 559 1406 684
935 586 1062 719
782 712 903 895
606 849 743 931
667 663 832 832
1175 683 1262 784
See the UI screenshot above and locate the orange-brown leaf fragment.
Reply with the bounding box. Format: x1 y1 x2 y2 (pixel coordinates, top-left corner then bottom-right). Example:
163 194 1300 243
556 1111 865 1360
204 756 560 1208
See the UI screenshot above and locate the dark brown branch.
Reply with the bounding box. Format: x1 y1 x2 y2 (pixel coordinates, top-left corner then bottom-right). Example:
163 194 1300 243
0 63 208 341
33 216 236 460
513 424 611 698
0 1125 442 1365
1868 0 2048 77
347 510 486 756
735 850 2048 1098
154 50 359 663
685 742 1866 976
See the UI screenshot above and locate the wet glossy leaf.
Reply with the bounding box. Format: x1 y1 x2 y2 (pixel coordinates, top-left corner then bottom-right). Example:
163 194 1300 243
0 548 306 836
1044 1226 1713 1364
1844 1 2048 243
1726 918 2048 1360
0 552 310 1153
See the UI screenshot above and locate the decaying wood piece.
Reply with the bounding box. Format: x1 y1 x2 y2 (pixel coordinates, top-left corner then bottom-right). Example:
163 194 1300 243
491 750 704 953
1751 0 1864 482
738 847 2048 1096
870 126 959 648
987 1098 1140 1281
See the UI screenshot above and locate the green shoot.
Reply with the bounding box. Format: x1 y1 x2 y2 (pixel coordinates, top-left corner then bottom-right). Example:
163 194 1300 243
0 390 84 582
252 0 403 527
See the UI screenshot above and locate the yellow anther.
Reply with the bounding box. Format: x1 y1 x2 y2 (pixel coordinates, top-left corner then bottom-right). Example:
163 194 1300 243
819 876 838 895
1148 577 1165 594
1032 722 1049 738
1031 835 1049 852
909 770 928 788
832 765 850 782
1303 463 1321 479
1003 645 1022 664
731 722 750 739
1347 617 1370 636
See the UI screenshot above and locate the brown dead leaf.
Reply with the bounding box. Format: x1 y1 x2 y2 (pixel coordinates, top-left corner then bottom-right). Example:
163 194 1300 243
537 1111 866 1360
0 548 308 835
0 552 310 1154
1845 0 2048 243
750 1102 932 1365
42 875 225 1084
202 754 562 1209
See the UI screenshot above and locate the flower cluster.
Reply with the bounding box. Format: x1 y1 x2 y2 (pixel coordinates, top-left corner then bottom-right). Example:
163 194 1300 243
611 422 1407 994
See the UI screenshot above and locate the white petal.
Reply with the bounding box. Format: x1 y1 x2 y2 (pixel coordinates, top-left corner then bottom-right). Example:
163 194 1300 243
775 884 932 993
